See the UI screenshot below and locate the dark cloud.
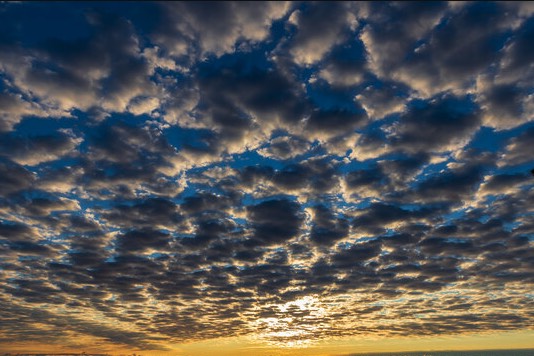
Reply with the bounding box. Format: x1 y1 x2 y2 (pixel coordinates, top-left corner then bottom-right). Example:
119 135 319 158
412 162 486 203
361 1 448 78
240 157 341 197
196 57 308 129
115 228 171 253
0 158 34 195
419 237 476 256
184 216 238 248
287 2 356 65
247 198 303 245
89 122 173 163
317 35 369 87
6 240 55 256
0 92 42 132
8 197 79 221
258 134 311 160
480 83 526 126
306 107 367 135
0 131 80 165
310 204 350 245
272 158 340 193
501 126 534 167
5 9 154 117
331 240 382 268
155 2 289 57
0 221 37 241
497 16 534 82
417 3 509 78
181 191 239 214
344 163 389 198
378 153 430 187
101 197 182 229
479 172 530 195
352 202 441 235
386 94 481 154
67 214 102 233
362 2 526 97
356 81 409 119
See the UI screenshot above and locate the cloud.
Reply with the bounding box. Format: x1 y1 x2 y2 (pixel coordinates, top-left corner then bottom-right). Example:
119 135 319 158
257 134 311 160
115 228 172 253
355 81 409 119
0 8 156 120
101 198 182 229
0 131 82 165
352 202 441 235
306 106 367 136
309 204 350 246
0 92 50 132
385 94 481 154
0 221 39 242
360 1 447 88
343 163 389 199
360 0 534 129
287 2 357 66
0 158 34 195
155 2 290 57
316 36 368 87
499 126 534 167
247 198 303 245
0 2 533 352
478 172 530 196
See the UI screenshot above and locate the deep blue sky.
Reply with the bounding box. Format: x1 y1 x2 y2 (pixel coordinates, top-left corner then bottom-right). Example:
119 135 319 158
0 1 533 353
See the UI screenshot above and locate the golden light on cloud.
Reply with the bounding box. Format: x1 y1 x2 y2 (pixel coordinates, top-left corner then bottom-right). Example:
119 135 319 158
252 296 327 348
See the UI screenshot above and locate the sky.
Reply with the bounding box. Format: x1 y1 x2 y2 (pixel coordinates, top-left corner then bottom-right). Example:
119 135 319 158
0 1 533 355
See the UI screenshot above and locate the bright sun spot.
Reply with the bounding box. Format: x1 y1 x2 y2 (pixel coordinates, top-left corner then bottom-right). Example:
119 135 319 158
254 296 326 347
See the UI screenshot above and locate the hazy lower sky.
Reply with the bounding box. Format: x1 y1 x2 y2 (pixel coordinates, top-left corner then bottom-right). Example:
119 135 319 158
0 1 533 355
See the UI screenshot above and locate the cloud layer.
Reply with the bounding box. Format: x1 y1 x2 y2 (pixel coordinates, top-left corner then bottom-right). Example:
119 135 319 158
0 1 533 352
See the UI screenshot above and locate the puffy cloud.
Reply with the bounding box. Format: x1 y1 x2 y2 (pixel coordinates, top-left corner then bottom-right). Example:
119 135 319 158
0 221 39 242
496 16 534 84
155 2 291 57
499 126 534 167
477 172 530 197
385 94 481 154
0 9 157 120
352 202 440 235
287 2 358 66
477 17 534 129
115 228 172 253
360 0 534 130
360 1 447 88
173 56 310 161
247 198 303 245
0 92 51 132
101 198 182 230
306 106 367 136
309 204 350 246
0 158 34 195
410 160 485 204
355 82 409 119
316 37 369 87
0 131 82 165
257 134 311 160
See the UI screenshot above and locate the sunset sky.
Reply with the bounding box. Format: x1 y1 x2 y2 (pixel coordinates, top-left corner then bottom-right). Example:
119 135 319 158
0 1 533 355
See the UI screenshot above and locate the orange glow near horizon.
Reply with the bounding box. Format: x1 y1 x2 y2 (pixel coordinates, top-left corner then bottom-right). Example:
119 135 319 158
2 330 533 356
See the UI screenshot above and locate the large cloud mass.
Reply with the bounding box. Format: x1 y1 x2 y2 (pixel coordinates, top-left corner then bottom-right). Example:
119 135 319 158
0 1 532 353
